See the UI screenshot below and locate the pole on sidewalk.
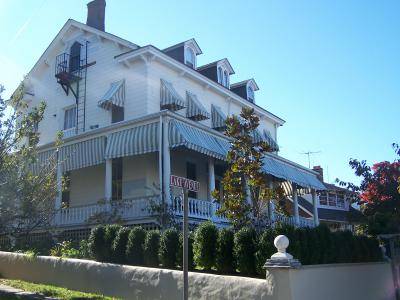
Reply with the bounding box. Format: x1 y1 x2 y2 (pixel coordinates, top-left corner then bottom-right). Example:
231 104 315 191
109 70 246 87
183 188 189 300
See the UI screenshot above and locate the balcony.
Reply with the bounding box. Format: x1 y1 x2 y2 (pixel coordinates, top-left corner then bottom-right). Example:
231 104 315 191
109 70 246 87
55 196 315 229
62 127 76 139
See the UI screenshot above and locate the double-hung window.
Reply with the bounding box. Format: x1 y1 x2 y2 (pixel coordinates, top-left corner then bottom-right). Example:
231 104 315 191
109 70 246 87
64 106 77 130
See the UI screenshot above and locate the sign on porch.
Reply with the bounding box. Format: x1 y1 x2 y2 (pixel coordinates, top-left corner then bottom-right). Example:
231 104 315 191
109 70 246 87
170 175 200 192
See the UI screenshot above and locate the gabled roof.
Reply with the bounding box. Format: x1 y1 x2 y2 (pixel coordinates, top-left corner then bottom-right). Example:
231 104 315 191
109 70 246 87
163 38 202 55
26 19 139 79
197 58 235 75
230 78 259 91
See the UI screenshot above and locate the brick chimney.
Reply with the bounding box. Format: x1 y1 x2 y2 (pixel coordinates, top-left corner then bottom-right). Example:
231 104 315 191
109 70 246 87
313 166 324 182
86 0 106 31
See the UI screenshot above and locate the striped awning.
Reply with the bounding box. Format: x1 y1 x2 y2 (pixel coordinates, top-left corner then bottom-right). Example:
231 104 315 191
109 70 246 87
252 129 279 152
98 80 125 110
262 154 326 190
186 92 210 121
211 105 227 130
31 149 57 175
160 79 185 111
105 122 159 159
169 119 230 160
59 137 106 172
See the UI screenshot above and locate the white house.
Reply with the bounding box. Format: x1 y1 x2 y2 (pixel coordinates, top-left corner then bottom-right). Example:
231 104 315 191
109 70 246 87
19 0 326 236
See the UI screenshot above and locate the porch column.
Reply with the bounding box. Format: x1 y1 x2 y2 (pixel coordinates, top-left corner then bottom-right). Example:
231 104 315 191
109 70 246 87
268 181 275 221
54 162 63 224
245 180 252 205
105 158 112 201
292 183 300 226
162 117 171 204
311 189 319 226
208 158 215 201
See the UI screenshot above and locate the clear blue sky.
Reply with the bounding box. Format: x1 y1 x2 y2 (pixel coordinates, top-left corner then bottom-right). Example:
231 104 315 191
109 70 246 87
0 0 398 184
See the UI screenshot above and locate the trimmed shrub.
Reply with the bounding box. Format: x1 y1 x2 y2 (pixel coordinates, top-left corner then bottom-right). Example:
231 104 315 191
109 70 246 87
88 225 106 261
234 227 257 275
216 228 235 274
159 228 179 268
367 237 383 261
144 230 161 267
126 226 146 265
178 232 194 270
193 221 218 271
255 228 275 275
103 224 122 262
314 224 332 263
112 227 130 264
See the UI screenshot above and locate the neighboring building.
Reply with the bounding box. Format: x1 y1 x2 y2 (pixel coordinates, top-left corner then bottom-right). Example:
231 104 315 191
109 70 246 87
16 0 326 237
292 166 361 231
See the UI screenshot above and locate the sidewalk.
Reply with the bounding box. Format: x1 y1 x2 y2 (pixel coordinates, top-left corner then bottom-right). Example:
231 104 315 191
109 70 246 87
0 284 58 299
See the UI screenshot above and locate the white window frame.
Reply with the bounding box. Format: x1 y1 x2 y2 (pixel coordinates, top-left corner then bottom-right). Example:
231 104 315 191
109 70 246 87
247 84 255 102
217 66 230 88
184 46 196 69
63 105 77 131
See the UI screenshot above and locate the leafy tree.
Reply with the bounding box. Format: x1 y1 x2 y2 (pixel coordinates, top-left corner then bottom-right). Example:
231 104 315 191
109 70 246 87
213 107 282 228
0 83 60 243
338 144 400 235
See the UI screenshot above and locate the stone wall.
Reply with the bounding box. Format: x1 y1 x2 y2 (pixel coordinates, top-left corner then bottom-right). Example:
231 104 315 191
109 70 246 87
0 252 394 300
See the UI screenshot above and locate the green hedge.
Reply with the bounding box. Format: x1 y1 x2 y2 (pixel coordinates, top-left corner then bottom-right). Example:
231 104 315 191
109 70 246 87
87 223 382 277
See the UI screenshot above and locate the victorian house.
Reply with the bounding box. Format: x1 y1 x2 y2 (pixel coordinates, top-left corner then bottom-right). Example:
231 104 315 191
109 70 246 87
18 0 327 238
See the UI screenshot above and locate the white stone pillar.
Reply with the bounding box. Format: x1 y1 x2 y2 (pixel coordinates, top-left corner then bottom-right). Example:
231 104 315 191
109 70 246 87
208 158 215 201
105 158 112 201
54 162 63 224
292 183 300 226
162 118 171 204
268 181 275 221
311 189 319 226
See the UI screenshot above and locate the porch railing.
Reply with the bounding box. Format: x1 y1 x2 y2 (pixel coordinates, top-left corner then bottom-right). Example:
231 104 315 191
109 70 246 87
56 196 315 228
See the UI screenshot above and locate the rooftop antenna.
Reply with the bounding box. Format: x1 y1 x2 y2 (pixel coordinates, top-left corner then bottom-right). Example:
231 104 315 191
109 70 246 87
300 150 321 168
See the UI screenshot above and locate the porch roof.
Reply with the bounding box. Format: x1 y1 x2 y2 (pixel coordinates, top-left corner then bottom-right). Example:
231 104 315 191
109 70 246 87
98 80 125 110
262 154 326 190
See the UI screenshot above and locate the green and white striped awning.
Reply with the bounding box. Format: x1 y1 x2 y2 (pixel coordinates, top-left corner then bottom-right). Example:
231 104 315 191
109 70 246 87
211 105 227 130
251 129 279 152
160 79 185 111
263 154 325 190
105 122 159 159
169 119 230 160
98 80 125 110
31 149 57 175
59 136 106 172
186 92 210 121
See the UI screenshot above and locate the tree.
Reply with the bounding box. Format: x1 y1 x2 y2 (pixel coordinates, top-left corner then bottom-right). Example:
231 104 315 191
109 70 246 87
0 83 60 243
213 107 282 229
339 144 400 235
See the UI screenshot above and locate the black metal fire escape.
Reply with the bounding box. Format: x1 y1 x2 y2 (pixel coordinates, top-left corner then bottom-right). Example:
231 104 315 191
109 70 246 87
55 41 88 134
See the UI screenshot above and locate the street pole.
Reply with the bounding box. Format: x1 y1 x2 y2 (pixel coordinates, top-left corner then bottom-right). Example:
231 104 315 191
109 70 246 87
183 188 189 300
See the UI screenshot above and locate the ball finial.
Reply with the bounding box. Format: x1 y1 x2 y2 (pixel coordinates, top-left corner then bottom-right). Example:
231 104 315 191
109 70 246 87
274 235 289 253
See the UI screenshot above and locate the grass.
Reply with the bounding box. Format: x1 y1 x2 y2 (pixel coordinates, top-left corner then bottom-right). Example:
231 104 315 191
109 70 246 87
0 279 119 300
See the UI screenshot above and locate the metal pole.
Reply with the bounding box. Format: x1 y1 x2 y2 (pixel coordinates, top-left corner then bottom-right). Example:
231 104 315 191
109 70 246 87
183 188 189 300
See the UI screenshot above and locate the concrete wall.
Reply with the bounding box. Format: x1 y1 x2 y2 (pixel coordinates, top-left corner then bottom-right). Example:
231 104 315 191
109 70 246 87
0 252 394 300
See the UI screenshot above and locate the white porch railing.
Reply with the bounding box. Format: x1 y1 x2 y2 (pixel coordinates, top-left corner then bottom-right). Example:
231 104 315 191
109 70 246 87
62 127 76 138
56 195 315 228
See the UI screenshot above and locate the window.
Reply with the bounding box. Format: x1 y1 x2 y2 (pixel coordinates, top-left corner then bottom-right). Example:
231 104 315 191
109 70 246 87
217 66 230 88
112 105 124 123
64 106 76 130
217 67 224 85
185 47 196 69
112 158 123 201
247 86 255 103
336 193 345 208
69 41 82 73
186 162 197 198
223 70 229 88
62 171 71 208
328 193 337 206
319 192 327 205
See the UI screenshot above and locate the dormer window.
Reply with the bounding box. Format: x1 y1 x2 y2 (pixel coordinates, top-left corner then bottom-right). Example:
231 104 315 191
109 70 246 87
217 66 230 88
185 47 196 69
247 86 254 103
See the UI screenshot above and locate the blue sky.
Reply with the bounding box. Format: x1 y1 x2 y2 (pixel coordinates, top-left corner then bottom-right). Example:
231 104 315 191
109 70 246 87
0 0 398 184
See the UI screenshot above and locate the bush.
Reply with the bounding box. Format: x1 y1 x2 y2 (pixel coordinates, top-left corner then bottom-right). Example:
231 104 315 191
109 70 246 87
78 239 91 259
216 228 235 274
193 221 218 271
177 231 194 270
50 241 80 258
314 224 332 263
88 225 106 261
255 228 275 275
159 228 179 268
126 227 146 265
234 227 257 275
103 224 122 262
144 230 161 267
112 227 130 264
